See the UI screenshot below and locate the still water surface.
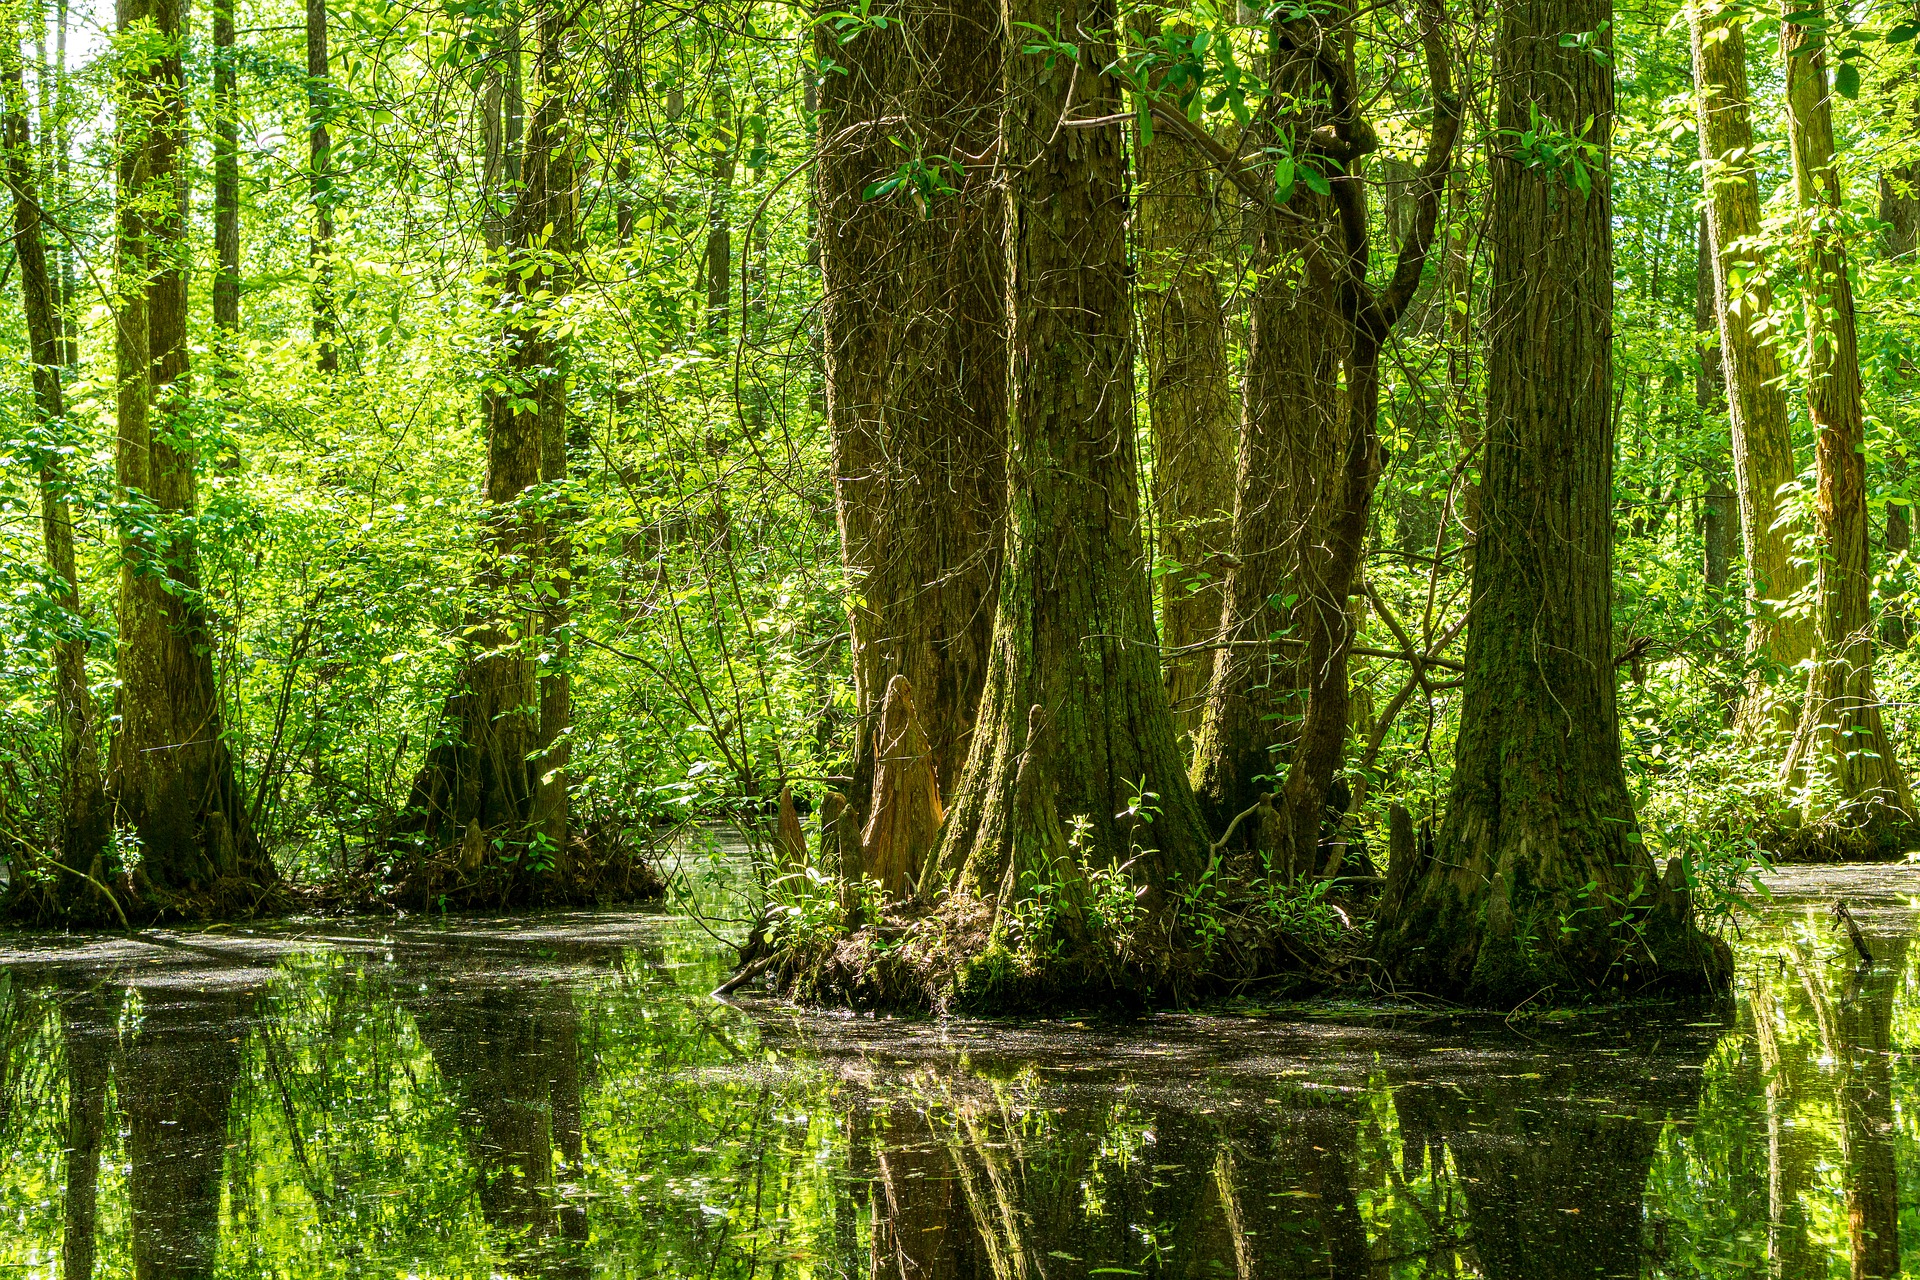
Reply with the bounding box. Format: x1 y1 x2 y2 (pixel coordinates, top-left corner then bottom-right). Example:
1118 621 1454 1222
0 864 1912 1278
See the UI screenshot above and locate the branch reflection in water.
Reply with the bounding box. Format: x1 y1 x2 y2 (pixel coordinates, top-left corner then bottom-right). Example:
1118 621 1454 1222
0 863 1907 1277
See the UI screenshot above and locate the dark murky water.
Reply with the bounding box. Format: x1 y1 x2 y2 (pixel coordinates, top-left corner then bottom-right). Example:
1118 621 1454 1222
0 863 1912 1277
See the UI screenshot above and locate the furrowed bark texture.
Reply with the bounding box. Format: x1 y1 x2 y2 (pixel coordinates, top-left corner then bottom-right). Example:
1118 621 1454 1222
935 0 1209 905
402 6 576 872
1381 0 1723 1002
307 0 335 370
820 0 1006 817
3 52 108 888
1187 42 1345 836
1883 84 1917 650
1779 0 1911 829
211 0 238 348
1689 0 1814 728
112 0 272 901
1131 17 1236 743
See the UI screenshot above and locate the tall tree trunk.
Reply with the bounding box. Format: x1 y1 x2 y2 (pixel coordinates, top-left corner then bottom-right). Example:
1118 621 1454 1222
399 6 577 893
1698 215 1740 719
1780 0 1912 832
212 0 239 356
111 0 273 906
1130 16 1236 747
1689 0 1815 731
3 45 108 896
933 0 1209 921
818 0 1005 883
307 0 335 370
1380 0 1723 1002
1187 45 1346 837
1698 216 1734 598
1878 60 1917 650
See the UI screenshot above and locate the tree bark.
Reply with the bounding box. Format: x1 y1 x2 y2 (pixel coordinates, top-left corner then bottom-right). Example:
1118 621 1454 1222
933 0 1210 915
1187 43 1346 836
1380 0 1724 1002
1877 65 1916 650
400 3 577 889
307 0 335 370
1689 0 1815 730
1779 0 1912 832
819 0 1005 822
704 57 734 346
112 0 273 906
1697 215 1734 598
3 46 108 895
212 0 239 354
1130 16 1236 746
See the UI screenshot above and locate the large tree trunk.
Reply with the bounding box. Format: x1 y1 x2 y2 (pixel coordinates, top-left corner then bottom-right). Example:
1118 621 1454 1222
1186 44 1346 837
399 7 577 897
307 0 335 370
818 0 1005 866
1779 0 1911 832
3 49 109 899
932 0 1209 920
1130 17 1236 746
1689 0 1815 731
1380 0 1723 1002
111 0 273 907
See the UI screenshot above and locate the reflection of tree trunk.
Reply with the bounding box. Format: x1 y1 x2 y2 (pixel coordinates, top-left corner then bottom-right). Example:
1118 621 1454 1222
1837 943 1904 1279
1393 1046 1706 1280
410 978 586 1274
1751 970 1817 1279
121 985 254 1280
869 1097 970 1280
61 986 116 1280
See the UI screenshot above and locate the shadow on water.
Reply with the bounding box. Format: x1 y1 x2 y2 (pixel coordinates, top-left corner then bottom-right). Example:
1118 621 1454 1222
0 864 1908 1277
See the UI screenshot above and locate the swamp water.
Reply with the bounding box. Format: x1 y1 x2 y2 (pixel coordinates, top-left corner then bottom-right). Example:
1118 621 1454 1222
0 864 1911 1278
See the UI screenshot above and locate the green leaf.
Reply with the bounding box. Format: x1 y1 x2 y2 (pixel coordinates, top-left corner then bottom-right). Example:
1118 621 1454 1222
1834 61 1859 98
1300 164 1331 197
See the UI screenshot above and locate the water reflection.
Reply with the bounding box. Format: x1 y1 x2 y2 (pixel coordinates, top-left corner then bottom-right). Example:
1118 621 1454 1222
0 866 1907 1278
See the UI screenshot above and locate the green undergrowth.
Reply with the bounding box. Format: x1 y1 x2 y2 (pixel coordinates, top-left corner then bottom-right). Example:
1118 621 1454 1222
736 851 1378 1015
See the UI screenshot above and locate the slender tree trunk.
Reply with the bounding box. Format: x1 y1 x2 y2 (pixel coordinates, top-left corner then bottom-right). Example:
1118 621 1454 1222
1698 216 1734 598
212 0 239 356
1380 0 1723 1002
307 0 335 370
1779 0 1912 831
933 0 1209 921
1130 16 1236 746
112 0 273 906
1878 68 1916 650
818 0 1005 884
1698 215 1740 718
400 6 577 894
3 47 108 893
704 60 734 346
1689 0 1815 731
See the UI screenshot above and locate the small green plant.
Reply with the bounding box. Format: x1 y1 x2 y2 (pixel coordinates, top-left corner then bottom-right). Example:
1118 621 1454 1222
1503 102 1602 198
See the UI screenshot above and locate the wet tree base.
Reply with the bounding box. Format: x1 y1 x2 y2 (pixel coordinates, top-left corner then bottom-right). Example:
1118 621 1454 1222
371 825 668 913
734 881 1374 1016
5 871 293 929
1764 818 1914 864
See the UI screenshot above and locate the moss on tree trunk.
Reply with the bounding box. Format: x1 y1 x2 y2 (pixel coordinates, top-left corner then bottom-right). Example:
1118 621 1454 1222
1379 0 1726 1004
933 0 1209 920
